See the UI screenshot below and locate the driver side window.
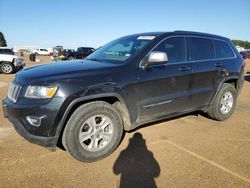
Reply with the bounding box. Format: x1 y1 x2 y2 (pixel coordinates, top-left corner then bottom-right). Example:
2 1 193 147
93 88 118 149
153 37 187 64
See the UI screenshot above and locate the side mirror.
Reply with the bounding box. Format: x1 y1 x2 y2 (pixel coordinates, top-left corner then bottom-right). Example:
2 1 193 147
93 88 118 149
147 51 168 66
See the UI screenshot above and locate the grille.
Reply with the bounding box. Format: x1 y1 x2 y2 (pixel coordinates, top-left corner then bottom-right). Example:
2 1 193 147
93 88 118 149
7 82 21 103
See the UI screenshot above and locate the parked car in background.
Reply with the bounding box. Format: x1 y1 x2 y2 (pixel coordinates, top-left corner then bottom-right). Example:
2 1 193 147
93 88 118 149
2 31 244 162
0 48 15 55
18 49 31 54
63 47 95 60
0 47 24 74
32 48 50 56
240 50 250 59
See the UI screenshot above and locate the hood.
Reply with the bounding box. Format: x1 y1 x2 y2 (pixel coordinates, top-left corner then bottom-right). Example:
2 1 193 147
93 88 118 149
15 59 117 84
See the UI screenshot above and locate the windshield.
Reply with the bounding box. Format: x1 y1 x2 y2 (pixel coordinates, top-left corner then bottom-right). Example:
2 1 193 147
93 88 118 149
87 35 155 63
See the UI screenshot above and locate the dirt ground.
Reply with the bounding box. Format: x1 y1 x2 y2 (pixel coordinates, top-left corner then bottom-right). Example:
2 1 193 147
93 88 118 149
0 56 250 188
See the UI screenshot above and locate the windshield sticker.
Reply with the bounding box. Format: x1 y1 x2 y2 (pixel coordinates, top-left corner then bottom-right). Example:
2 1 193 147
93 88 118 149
137 36 156 40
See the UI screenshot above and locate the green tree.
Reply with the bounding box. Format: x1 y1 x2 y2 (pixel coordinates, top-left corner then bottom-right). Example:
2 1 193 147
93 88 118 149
232 39 250 49
0 32 7 47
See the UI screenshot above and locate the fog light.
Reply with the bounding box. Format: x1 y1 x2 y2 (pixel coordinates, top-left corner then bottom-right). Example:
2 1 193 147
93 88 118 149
26 115 46 127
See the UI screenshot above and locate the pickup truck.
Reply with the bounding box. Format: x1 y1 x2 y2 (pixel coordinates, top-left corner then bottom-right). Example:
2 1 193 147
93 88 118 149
63 47 95 60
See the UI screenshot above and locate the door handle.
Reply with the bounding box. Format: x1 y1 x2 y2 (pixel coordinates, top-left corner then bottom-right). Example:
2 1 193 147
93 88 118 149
215 63 223 67
179 66 191 71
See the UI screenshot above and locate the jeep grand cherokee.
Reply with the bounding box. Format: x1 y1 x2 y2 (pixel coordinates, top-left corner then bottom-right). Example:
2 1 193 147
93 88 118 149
2 31 244 162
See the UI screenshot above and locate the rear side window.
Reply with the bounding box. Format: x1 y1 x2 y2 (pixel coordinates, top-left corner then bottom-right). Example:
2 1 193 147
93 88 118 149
190 38 215 61
153 37 187 63
0 49 14 55
213 40 235 58
79 48 92 53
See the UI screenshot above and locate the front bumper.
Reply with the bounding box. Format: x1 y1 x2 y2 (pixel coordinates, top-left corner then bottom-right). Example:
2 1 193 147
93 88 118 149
2 99 59 149
14 58 25 67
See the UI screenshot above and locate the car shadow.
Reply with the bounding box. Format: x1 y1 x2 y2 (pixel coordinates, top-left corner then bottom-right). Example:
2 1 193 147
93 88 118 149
113 132 160 188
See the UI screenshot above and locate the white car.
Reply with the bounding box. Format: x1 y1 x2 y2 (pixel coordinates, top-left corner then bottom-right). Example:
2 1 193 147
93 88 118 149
33 48 50 56
0 47 25 74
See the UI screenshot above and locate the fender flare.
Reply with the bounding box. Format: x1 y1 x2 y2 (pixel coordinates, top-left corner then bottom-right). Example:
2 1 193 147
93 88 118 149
209 76 240 107
53 93 131 144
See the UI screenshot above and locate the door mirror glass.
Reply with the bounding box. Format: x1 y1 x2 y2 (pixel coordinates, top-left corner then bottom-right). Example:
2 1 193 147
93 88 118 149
147 51 168 66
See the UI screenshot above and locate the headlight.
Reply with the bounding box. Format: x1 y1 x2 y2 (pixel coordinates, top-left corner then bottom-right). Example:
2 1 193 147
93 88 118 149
25 86 58 99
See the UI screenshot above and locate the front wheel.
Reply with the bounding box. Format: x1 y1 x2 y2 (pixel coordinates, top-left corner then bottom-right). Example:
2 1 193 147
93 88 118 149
0 62 14 74
62 101 123 162
207 83 236 121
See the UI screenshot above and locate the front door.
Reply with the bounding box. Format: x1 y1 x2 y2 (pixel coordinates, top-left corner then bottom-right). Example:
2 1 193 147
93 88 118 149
138 37 192 123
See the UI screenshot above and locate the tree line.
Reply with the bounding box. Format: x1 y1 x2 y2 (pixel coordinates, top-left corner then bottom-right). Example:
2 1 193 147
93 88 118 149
0 31 7 47
0 31 249 49
232 40 250 49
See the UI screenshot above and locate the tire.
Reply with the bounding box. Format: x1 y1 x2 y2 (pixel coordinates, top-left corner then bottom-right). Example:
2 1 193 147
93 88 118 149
62 101 123 162
68 56 74 60
13 66 23 73
207 83 236 121
0 62 14 74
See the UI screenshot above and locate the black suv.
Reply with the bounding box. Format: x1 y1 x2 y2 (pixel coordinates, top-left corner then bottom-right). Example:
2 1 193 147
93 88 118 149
2 31 244 162
63 47 95 60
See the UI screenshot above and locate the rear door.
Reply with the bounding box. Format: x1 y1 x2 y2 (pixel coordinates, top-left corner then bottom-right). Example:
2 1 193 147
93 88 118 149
138 37 192 123
188 37 218 109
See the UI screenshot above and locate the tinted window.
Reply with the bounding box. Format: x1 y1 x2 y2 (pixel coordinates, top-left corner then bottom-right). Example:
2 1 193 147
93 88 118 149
190 38 215 61
79 48 94 53
213 40 234 58
87 35 152 63
88 48 95 53
153 37 187 63
0 48 14 55
84 48 90 53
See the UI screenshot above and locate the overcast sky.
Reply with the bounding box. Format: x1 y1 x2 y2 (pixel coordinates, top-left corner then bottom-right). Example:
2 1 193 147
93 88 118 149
0 0 249 49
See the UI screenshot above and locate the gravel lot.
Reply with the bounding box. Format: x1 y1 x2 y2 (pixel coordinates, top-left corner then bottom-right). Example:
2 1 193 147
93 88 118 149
0 56 250 188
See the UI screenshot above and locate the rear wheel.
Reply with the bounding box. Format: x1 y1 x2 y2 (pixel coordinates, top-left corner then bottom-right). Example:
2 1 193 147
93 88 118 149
62 101 123 162
68 56 74 60
207 83 236 121
0 62 14 74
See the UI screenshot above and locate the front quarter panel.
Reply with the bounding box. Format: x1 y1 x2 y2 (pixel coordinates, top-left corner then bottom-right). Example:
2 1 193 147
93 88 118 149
50 67 139 136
